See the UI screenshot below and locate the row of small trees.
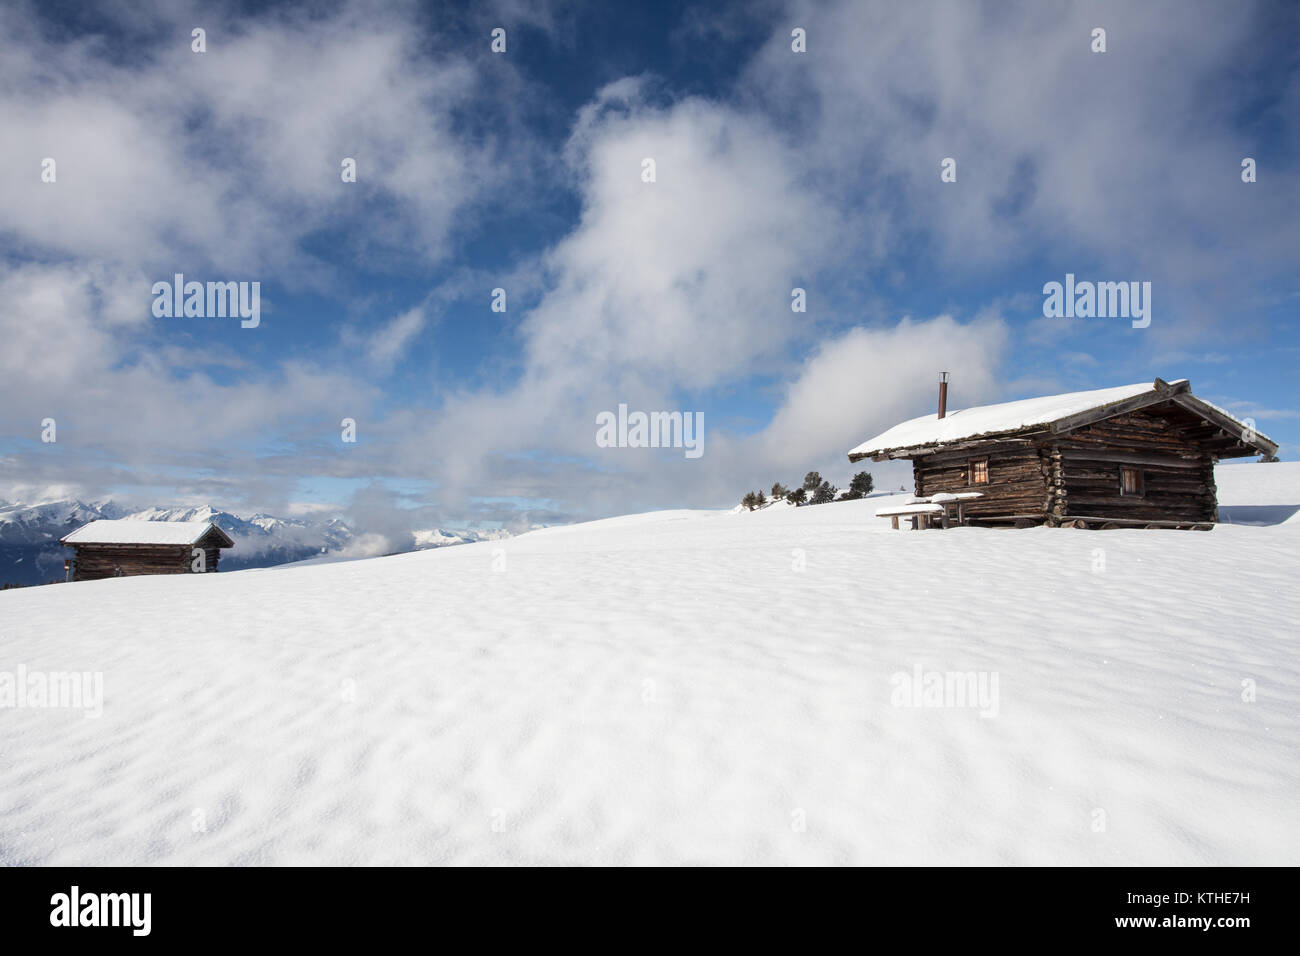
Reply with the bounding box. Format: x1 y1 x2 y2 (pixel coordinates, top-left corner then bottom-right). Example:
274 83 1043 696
741 470 874 511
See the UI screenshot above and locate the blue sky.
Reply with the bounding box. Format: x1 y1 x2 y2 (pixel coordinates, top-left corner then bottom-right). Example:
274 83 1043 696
1 0 1297 541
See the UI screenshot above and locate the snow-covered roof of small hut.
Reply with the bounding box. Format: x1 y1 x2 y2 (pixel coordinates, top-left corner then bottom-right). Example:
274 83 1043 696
61 519 234 547
846 378 1274 461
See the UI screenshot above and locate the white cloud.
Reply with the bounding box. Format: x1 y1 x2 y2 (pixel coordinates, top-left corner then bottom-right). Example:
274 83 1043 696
751 315 1010 473
0 1 500 281
408 75 1013 517
0 0 518 520
745 0 1300 337
525 83 844 386
0 260 379 477
413 80 849 505
368 306 427 368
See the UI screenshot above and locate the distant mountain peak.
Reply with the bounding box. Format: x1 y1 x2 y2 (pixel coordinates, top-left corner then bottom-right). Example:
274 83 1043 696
0 498 509 588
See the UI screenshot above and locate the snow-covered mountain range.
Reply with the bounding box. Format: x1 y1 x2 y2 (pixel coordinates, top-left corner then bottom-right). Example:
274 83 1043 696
0 499 509 587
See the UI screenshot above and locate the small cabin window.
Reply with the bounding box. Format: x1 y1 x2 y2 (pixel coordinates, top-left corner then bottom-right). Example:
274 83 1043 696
1120 465 1144 496
969 458 989 485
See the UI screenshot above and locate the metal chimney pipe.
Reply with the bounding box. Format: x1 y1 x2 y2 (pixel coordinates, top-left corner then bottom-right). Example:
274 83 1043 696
938 372 949 419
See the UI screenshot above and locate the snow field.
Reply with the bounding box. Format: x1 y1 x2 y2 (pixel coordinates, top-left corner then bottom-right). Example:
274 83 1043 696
0 464 1296 864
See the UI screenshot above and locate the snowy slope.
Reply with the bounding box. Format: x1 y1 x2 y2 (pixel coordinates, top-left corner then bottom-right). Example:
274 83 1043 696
0 464 1296 865
1215 461 1300 525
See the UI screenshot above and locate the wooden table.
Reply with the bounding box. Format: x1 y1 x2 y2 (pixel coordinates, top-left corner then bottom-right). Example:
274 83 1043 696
875 502 945 530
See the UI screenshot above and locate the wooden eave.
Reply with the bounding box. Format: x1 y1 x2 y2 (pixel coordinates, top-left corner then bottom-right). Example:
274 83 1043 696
196 525 236 549
60 523 236 550
853 378 1277 463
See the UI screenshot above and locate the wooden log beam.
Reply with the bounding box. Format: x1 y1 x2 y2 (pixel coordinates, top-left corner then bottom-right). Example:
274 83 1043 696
1169 393 1278 457
1057 449 1205 469
1060 515 1215 530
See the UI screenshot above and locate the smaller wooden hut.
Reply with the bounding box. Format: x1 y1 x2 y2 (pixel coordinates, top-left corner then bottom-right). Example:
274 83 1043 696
60 519 235 581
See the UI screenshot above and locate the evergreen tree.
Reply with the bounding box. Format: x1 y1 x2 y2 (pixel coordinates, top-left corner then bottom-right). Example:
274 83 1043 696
849 471 874 497
811 480 837 505
802 471 822 491
787 487 808 506
770 482 788 500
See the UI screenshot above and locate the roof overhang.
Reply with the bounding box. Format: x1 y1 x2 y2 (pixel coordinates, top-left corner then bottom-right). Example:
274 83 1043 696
196 524 237 548
60 520 236 549
847 378 1278 462
849 434 1043 463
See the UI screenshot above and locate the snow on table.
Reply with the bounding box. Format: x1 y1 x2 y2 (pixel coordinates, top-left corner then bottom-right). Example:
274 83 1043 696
1 465 1298 865
874 503 944 516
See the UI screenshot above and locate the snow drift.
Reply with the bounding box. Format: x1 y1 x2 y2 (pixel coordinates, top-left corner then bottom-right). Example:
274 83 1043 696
0 463 1296 865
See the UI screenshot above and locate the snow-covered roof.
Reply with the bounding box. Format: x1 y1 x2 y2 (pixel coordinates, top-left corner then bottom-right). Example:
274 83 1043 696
61 519 234 547
848 378 1276 460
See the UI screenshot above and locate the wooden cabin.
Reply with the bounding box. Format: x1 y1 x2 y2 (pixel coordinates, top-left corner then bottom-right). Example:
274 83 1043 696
60 519 235 581
848 378 1278 529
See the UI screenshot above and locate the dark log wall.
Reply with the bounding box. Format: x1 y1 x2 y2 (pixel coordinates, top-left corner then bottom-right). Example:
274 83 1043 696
1049 406 1217 523
914 446 1051 519
71 544 220 581
910 402 1225 525
899 398 1243 526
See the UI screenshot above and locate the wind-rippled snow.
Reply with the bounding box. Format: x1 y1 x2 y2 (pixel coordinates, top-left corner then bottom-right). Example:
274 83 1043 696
1 463 1296 865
